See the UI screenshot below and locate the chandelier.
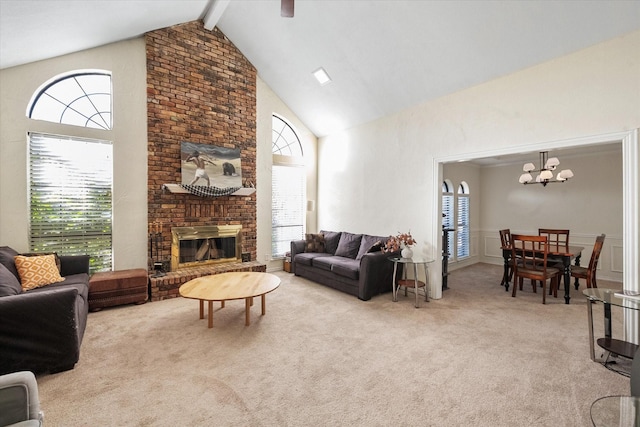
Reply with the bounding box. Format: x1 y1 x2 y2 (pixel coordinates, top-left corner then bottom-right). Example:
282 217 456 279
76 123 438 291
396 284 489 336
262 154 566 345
518 151 574 186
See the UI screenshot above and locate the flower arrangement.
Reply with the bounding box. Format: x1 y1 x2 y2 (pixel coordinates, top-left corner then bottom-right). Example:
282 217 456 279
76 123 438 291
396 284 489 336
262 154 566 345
383 231 416 253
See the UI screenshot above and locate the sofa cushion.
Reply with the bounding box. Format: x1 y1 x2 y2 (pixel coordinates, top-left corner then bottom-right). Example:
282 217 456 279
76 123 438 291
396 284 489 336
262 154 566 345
330 257 360 280
32 273 90 300
14 254 64 291
0 246 20 281
0 263 22 297
334 232 363 259
294 252 331 267
356 234 386 260
311 256 335 272
320 230 342 255
304 233 325 253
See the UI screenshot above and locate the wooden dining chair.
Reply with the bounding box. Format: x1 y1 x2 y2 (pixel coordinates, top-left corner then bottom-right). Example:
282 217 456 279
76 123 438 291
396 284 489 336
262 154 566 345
538 228 569 271
538 228 569 250
511 234 560 304
570 234 605 290
499 229 514 286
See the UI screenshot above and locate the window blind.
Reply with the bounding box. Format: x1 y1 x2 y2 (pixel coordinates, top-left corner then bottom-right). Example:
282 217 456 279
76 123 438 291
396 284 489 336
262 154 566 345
271 164 305 258
29 133 113 273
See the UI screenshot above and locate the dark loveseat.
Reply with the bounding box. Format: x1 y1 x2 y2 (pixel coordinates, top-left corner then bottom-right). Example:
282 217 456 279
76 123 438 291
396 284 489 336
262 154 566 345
0 246 90 375
291 231 399 301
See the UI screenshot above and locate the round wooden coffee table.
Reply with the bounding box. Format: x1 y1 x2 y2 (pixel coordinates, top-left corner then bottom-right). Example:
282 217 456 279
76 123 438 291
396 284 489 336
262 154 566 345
179 272 280 327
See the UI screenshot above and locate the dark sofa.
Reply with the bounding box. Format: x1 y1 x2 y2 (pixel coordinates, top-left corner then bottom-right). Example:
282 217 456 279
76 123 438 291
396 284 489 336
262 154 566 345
291 231 399 301
0 246 90 375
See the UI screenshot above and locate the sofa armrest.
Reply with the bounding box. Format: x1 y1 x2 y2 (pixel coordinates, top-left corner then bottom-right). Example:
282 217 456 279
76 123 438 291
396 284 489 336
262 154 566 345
0 287 81 375
358 251 401 300
59 255 90 276
290 240 305 274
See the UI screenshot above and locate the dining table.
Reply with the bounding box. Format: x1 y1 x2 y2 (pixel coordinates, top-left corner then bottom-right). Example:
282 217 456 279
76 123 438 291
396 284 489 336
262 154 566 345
501 243 584 304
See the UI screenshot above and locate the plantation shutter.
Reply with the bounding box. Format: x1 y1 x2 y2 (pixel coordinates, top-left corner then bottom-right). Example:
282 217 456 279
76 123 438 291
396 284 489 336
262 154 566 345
457 194 470 258
442 193 455 258
271 164 305 258
29 133 113 272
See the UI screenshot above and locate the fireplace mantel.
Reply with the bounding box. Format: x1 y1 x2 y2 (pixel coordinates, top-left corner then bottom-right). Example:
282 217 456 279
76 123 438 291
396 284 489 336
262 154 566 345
162 184 255 196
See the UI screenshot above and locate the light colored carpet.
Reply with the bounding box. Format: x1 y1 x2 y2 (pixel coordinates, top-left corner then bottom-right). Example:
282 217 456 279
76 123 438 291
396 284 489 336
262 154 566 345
37 263 630 426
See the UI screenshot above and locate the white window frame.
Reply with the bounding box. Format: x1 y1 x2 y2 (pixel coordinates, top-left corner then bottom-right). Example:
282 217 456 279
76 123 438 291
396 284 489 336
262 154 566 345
27 70 114 273
28 133 113 272
442 179 455 260
457 181 470 259
271 115 305 258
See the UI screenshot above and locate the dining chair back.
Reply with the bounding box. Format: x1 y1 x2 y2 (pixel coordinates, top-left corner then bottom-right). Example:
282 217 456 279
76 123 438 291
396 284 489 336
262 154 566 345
511 234 560 304
499 229 512 249
570 234 605 289
538 228 570 251
499 229 514 286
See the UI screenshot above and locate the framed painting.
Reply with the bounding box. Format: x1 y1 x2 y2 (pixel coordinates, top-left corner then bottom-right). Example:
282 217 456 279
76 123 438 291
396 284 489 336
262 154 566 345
180 141 241 188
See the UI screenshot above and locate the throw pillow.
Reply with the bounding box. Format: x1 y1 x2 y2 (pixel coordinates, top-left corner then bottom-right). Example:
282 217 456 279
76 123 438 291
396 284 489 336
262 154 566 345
368 241 384 253
0 263 22 296
356 234 385 260
319 230 342 255
304 233 326 253
334 232 363 259
14 254 64 291
20 252 62 272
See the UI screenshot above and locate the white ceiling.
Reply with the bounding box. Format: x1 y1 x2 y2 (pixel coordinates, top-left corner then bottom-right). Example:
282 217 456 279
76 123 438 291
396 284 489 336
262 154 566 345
1 0 639 139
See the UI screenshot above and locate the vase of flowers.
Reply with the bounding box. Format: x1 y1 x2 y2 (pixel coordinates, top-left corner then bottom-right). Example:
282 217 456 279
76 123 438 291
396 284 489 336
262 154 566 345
384 231 416 258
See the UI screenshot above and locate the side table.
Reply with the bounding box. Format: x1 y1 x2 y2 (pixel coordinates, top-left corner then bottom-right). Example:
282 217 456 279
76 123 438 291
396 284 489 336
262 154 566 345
590 395 640 426
583 288 640 362
389 256 434 308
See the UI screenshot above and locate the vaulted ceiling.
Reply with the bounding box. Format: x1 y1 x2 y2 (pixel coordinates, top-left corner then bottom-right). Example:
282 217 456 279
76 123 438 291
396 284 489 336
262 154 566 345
1 0 639 138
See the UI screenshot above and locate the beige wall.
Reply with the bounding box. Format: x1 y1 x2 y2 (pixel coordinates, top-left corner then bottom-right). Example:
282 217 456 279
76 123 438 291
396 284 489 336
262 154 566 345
318 31 640 298
0 38 148 269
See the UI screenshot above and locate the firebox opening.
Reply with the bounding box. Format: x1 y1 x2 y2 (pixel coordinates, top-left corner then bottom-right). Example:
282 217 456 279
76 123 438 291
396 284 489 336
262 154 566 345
171 225 241 271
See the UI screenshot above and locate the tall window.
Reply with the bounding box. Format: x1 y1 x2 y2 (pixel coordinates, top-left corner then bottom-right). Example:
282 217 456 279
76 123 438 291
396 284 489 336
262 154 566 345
271 115 305 258
29 134 113 272
457 182 470 259
442 180 454 258
27 70 114 272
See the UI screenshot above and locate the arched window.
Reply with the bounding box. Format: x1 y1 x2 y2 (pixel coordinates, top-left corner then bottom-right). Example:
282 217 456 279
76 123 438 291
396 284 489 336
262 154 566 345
457 182 470 259
271 115 305 258
272 115 303 156
442 179 454 258
27 70 112 130
27 70 113 273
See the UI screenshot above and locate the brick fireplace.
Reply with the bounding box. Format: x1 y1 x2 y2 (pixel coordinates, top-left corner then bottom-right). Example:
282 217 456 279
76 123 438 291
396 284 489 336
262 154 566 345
146 21 263 300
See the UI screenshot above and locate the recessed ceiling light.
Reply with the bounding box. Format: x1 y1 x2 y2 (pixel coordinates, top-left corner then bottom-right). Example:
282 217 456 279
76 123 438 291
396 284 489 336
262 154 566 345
312 67 332 86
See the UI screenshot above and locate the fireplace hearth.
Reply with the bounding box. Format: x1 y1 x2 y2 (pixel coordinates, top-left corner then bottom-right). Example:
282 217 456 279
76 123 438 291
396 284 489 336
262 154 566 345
171 225 241 271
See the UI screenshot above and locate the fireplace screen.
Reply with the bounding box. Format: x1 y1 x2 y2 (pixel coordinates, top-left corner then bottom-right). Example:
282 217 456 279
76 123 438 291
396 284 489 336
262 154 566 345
171 225 241 270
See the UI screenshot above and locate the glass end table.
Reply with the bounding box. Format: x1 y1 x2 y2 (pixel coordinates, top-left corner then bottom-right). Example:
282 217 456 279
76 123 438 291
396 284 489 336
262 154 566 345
590 395 640 426
583 288 640 362
389 257 434 308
